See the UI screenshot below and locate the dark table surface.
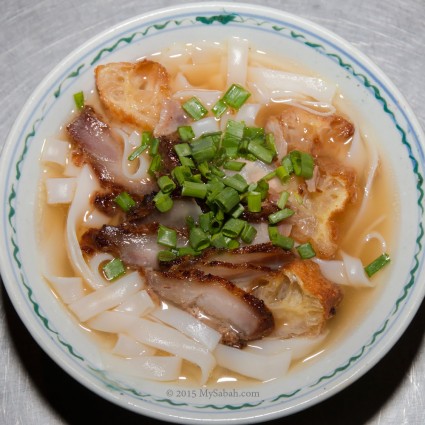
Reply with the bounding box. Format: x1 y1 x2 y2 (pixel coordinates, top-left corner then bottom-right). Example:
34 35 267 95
1 0 425 423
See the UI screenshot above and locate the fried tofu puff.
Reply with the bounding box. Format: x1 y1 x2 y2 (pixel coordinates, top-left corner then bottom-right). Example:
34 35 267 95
95 60 170 130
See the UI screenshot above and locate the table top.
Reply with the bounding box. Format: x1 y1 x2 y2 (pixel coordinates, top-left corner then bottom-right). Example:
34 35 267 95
1 0 425 424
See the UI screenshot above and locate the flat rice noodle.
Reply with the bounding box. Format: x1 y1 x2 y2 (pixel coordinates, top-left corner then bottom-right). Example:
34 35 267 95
227 37 249 87
45 178 77 204
66 165 105 289
214 343 291 381
246 331 328 361
69 272 144 321
102 353 182 381
248 67 336 104
41 138 70 166
115 289 155 316
126 318 216 384
112 333 157 357
45 276 85 304
87 311 139 333
151 304 222 351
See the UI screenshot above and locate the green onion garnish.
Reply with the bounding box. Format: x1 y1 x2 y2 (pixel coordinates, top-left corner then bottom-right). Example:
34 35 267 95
290 150 314 179
364 253 391 277
241 223 257 244
214 187 240 213
222 84 251 109
172 165 192 186
182 181 208 199
153 191 173 212
268 226 294 250
223 174 249 193
103 258 125 281
268 208 295 224
157 250 178 262
223 160 246 171
211 232 228 249
191 134 218 163
212 99 228 118
148 135 159 156
174 143 192 158
189 227 210 251
262 170 277 181
226 238 240 249
222 218 246 238
277 191 290 209
231 203 245 218
223 120 245 151
182 97 208 121
247 191 262 213
148 154 162 174
73 91 84 110
281 155 294 175
180 156 195 168
275 165 290 182
157 225 177 248
199 211 214 233
157 175 176 194
297 242 316 259
128 141 149 161
114 192 136 212
247 141 274 164
177 246 200 257
177 126 195 142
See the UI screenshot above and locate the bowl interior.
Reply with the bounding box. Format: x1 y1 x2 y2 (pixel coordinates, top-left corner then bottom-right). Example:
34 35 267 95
1 2 425 423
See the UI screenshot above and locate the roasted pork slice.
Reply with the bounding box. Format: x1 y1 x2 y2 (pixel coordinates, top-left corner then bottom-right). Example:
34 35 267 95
252 259 343 338
95 59 171 129
67 106 156 195
81 222 165 269
147 269 274 347
267 106 354 158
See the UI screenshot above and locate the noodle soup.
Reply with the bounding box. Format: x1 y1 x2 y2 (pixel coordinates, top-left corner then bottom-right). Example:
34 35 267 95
39 38 396 386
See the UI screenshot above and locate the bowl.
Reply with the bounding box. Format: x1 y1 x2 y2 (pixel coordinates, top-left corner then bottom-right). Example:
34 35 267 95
1 2 425 423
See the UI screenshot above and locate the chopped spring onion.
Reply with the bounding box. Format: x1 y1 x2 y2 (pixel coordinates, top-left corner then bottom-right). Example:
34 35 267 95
174 143 192 158
262 170 277 181
157 175 176 194
241 223 257 244
281 155 294 175
268 208 295 224
180 156 196 168
182 97 208 121
172 165 192 186
178 126 195 141
290 150 314 179
178 246 200 257
247 141 274 164
222 218 246 238
182 181 208 199
73 91 84 110
128 142 149 161
157 225 178 248
268 226 294 250
364 253 391 277
265 133 277 156
189 227 210 251
153 191 173 213
223 174 249 193
276 165 291 182
214 187 240 213
223 120 245 150
222 84 251 109
158 250 178 262
148 135 159 156
191 134 218 163
296 242 316 259
223 160 246 171
103 258 125 281
199 211 214 233
212 99 228 118
256 179 270 201
277 191 290 209
226 238 240 249
231 203 245 218
244 126 264 141
211 232 228 249
148 154 162 174
114 192 136 212
247 191 262 213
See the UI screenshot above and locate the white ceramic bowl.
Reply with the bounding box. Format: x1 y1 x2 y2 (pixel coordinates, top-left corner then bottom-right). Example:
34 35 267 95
1 2 425 423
